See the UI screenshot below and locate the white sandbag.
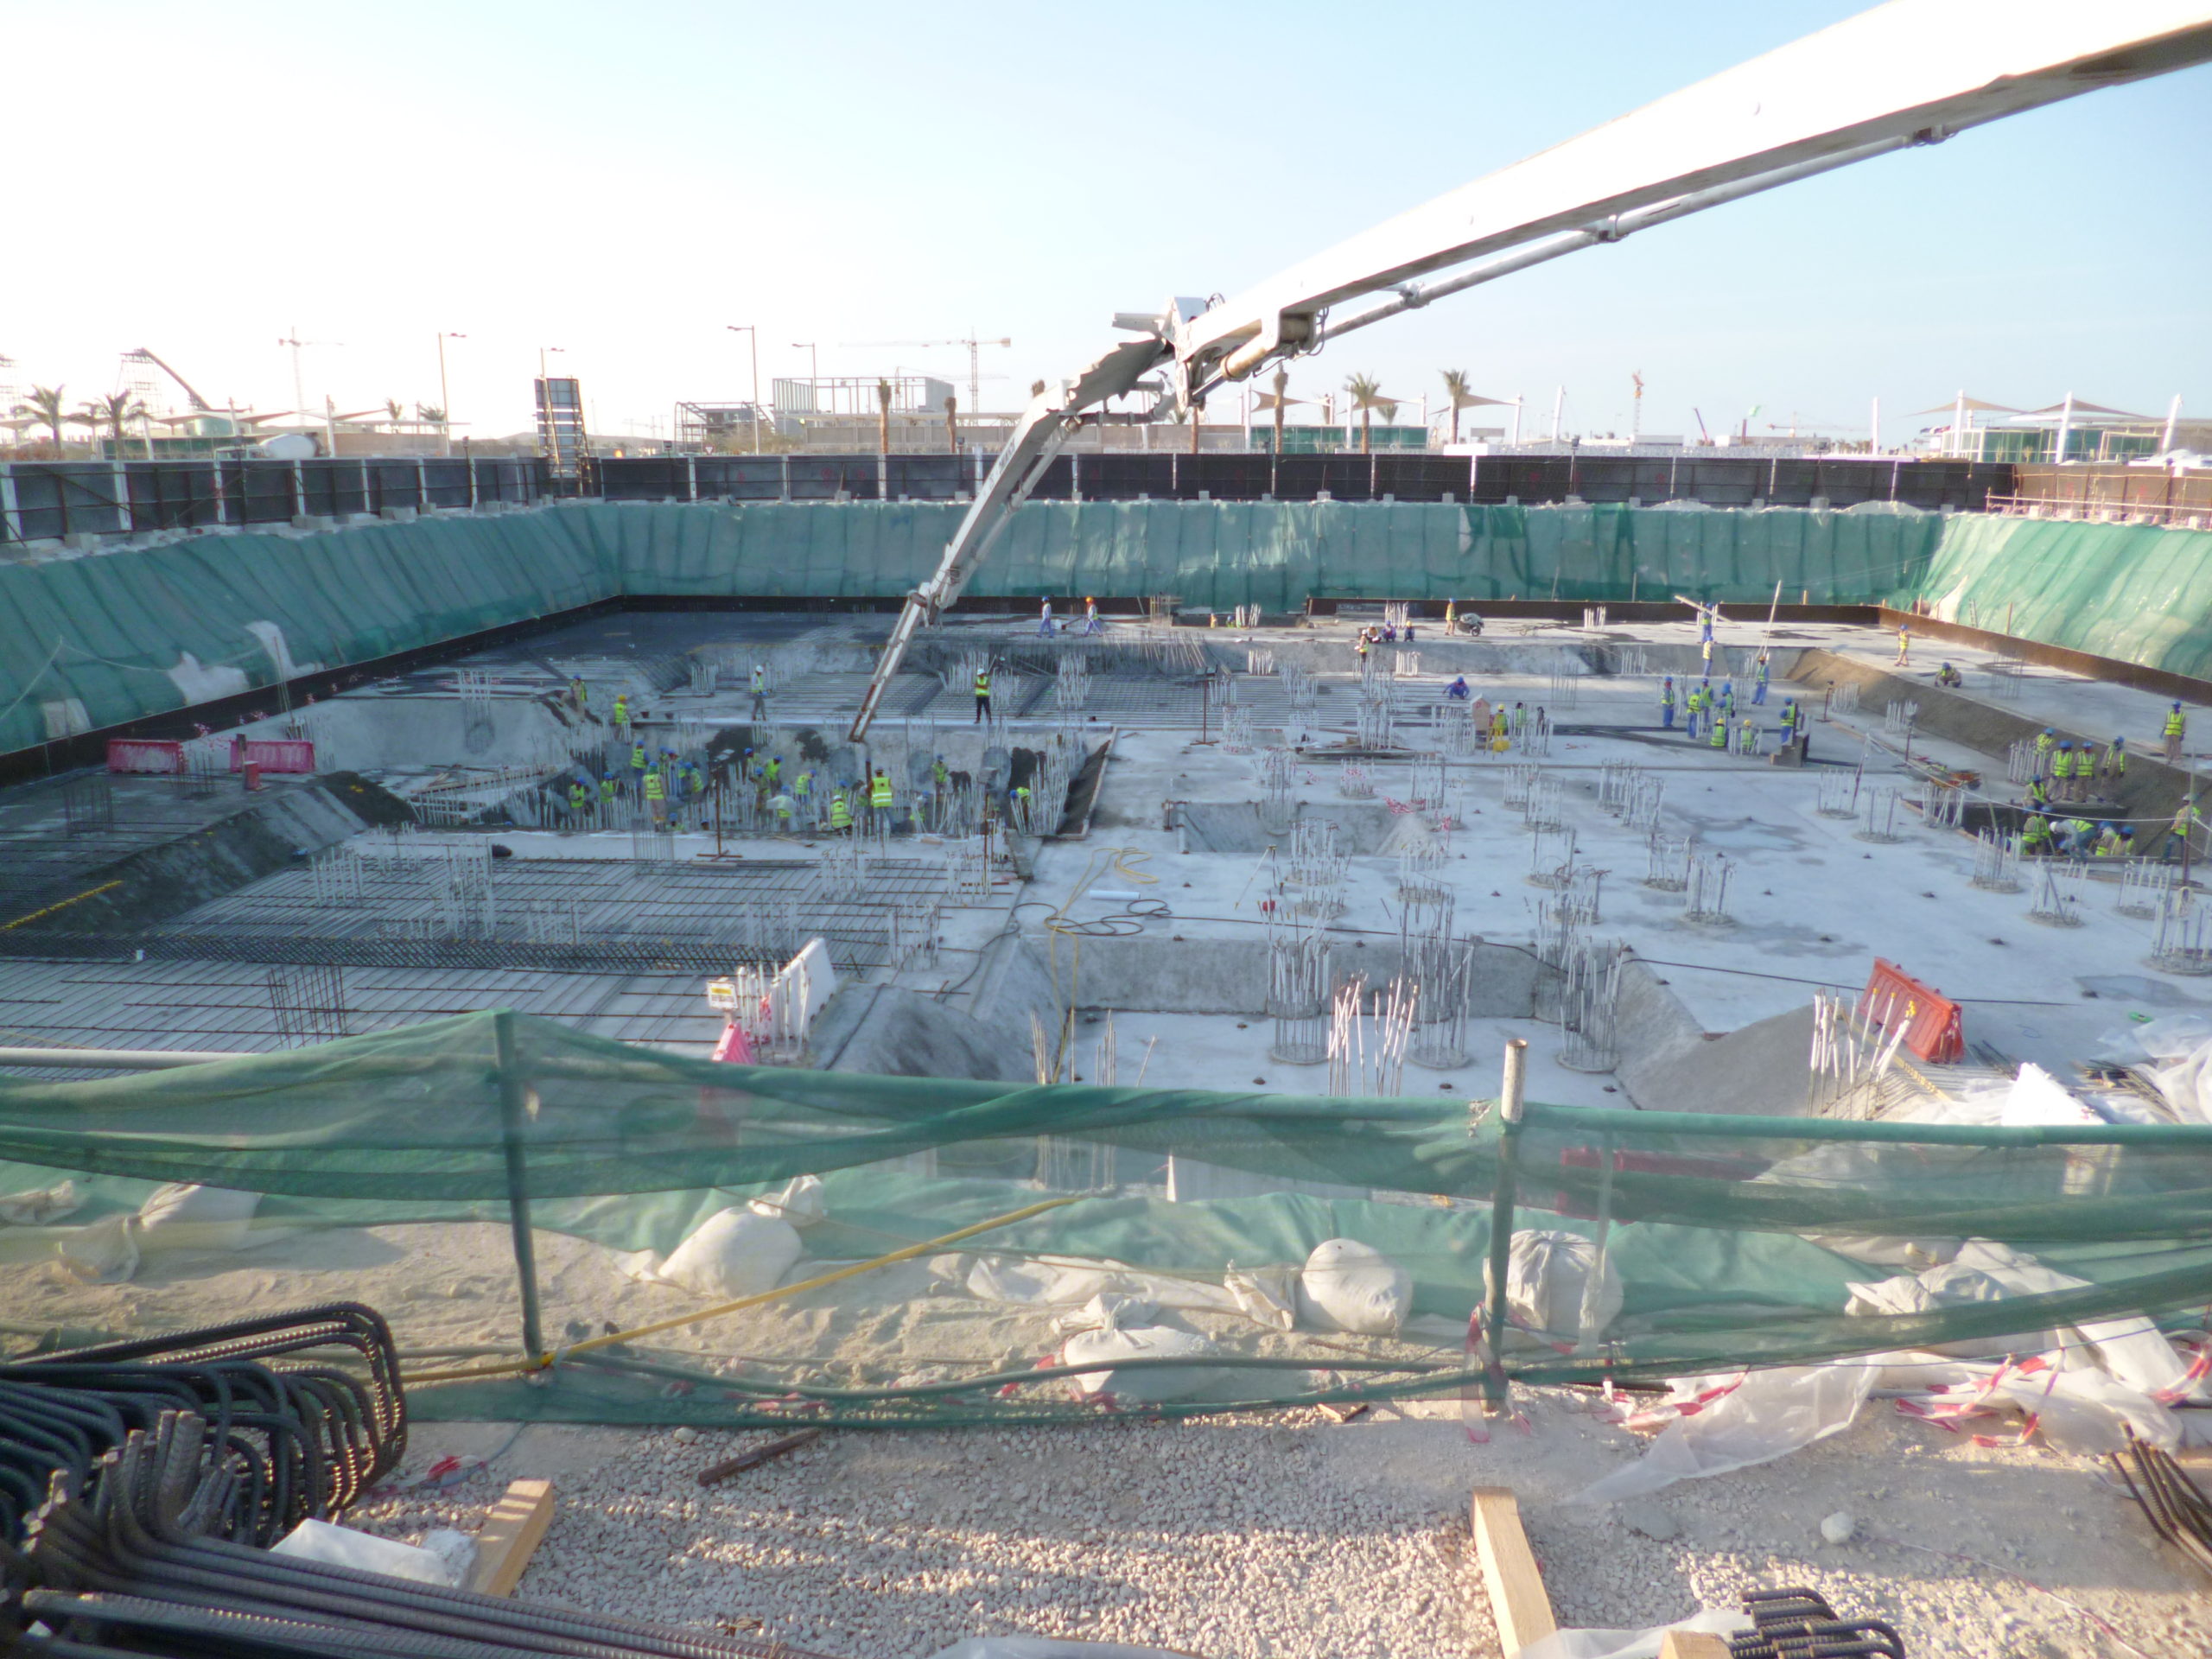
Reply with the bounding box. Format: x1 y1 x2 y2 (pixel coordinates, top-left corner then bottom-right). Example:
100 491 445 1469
56 1213 139 1283
136 1184 259 1252
748 1174 825 1228
1059 1324 1220 1404
938 1251 1247 1317
1574 1364 1876 1504
658 1207 803 1300
0 1179 80 1225
272 1517 464 1586
1052 1292 1156 1336
1225 1262 1298 1332
1516 1608 1754 1659
1485 1229 1623 1348
1296 1238 1410 1337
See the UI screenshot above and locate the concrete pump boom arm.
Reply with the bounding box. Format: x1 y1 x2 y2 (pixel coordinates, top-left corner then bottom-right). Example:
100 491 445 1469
849 1 2212 740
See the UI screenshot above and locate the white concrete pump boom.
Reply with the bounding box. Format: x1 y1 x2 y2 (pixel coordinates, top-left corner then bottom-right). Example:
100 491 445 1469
848 0 2212 740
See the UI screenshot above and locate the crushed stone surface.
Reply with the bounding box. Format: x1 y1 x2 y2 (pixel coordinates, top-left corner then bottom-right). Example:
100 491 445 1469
356 1389 2212 1659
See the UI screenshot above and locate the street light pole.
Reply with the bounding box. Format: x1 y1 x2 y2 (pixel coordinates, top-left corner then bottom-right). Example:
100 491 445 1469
435 332 465 458
727 325 760 454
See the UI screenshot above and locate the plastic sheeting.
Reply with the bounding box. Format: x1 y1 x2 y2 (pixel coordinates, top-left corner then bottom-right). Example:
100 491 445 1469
4 500 2206 759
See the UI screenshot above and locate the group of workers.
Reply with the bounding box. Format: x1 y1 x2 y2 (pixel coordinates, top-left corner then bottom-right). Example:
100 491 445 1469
1656 671 1799 758
1038 598 1105 637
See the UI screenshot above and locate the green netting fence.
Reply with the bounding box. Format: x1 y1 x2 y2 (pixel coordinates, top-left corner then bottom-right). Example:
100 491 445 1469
2 1012 2209 1427
11 500 2210 760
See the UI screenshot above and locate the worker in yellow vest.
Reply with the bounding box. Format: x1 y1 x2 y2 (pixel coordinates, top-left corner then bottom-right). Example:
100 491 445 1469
2169 797 2202 863
2101 737 2128 782
613 693 629 733
830 789 852 833
1708 710 1727 750
2164 702 2188 764
642 766 666 826
973 668 992 724
2052 744 2075 803
868 768 893 830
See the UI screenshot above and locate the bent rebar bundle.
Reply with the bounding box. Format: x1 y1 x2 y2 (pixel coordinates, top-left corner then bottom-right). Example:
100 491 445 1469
0 1304 404 1550
12 1413 845 1659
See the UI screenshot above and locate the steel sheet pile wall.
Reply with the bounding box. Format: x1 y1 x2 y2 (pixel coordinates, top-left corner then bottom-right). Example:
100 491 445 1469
2 500 2208 758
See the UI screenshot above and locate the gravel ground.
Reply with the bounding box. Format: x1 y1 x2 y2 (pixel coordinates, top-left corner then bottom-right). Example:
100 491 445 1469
353 1389 2212 1659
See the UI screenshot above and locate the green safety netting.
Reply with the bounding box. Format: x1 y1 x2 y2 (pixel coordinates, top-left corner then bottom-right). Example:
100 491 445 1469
2 1012 2209 1427
6 500 2208 763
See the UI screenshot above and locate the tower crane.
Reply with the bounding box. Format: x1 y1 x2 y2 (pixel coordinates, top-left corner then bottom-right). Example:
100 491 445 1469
848 0 2212 740
841 334 1011 415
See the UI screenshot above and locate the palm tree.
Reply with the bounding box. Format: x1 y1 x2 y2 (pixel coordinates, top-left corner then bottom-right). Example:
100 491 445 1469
1441 369 1471 445
16 385 67 448
385 397 404 432
1344 373 1382 454
79 391 148 456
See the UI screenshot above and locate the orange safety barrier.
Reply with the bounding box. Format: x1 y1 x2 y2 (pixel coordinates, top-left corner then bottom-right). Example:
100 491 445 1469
229 737 315 774
1858 957 1966 1064
106 739 183 774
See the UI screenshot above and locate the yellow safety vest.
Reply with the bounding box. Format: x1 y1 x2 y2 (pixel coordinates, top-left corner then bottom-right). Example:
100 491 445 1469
870 776 893 809
975 672 991 696
1708 721 1726 747
643 772 664 800
2166 711 2187 736
2053 751 2073 778
830 793 851 829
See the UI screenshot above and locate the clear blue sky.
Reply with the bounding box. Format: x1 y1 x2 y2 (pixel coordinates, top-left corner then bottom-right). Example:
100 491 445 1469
5 1 2206 442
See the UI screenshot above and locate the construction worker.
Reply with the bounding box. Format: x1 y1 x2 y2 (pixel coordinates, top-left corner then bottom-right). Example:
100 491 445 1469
1657 675 1675 728
1445 598 1457 626
567 777 588 818
2164 702 2188 764
771 791 795 828
1491 707 1509 745
1738 715 1756 756
1010 780 1033 830
629 739 648 784
1720 678 1737 720
1084 595 1102 635
599 772 617 805
570 677 589 713
1708 707 1727 750
1700 636 1716 675
868 766 894 830
1935 662 1962 689
642 765 667 826
763 754 781 788
1510 702 1527 734
2169 796 2203 863
1039 597 1055 637
1683 683 1701 741
2120 824 2138 857
613 693 630 733
1446 675 1471 701
1752 652 1770 705
2025 773 2050 811
2053 742 2075 803
750 664 768 720
2033 728 2056 777
2021 812 2053 855
829 787 852 835
2102 736 2128 782
2056 817 2095 857
1698 604 1714 644
2094 823 2124 856
1893 623 1910 667
974 664 993 723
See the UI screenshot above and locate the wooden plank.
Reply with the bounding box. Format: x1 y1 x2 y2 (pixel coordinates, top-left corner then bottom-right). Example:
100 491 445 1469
1656 1634 1732 1659
470 1478 555 1597
1470 1485 1555 1656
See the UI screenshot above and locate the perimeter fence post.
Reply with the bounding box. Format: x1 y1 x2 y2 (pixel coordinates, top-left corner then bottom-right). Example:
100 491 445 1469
493 1010 547 1363
1480 1038 1529 1414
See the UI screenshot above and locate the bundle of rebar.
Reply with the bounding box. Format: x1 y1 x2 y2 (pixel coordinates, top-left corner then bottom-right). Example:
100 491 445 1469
1357 694 1395 752
1222 703 1255 753
1883 699 1919 736
1681 851 1734 925
1921 780 1965 830
13 1414 838 1659
1054 654 1091 710
1557 939 1624 1073
1266 914 1330 1065
2151 887 2212 973
944 836 993 902
2028 861 2086 928
1260 747 1296 831
1527 824 1578 889
1625 773 1665 834
1521 775 1564 833
1397 842 1448 903
3 1304 404 1550
1643 832 1693 892
1338 761 1375 801
1405 935 1473 1071
1596 760 1641 817
2118 859 2176 918
1815 771 1858 818
2113 1433 2212 1578
1326 974 1414 1096
1283 818 1347 920
1969 829 2024 893
1827 682 1860 715
1245 646 1276 676
1854 785 1906 844
1806 987 1910 1118
1410 754 1446 809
